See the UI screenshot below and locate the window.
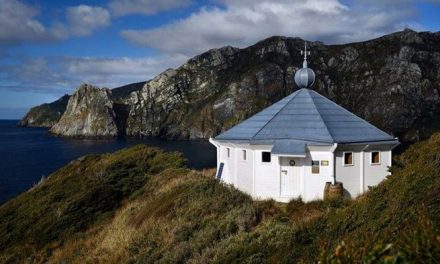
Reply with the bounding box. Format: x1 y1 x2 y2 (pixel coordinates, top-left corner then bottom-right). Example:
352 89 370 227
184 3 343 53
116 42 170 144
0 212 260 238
371 151 380 165
262 152 271 163
344 152 353 166
242 150 247 161
226 148 230 158
311 160 320 174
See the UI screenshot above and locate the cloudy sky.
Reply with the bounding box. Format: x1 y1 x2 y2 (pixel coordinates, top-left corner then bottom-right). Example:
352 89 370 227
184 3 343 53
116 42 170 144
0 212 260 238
0 0 439 118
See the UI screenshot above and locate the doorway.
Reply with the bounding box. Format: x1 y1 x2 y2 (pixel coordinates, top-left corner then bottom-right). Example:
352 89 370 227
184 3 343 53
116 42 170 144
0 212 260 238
280 157 303 197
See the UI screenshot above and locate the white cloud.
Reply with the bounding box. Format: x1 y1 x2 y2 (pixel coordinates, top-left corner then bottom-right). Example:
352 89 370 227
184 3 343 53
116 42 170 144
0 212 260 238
66 5 111 37
0 0 111 44
121 0 419 56
62 55 188 87
108 0 192 16
0 54 188 95
0 0 47 43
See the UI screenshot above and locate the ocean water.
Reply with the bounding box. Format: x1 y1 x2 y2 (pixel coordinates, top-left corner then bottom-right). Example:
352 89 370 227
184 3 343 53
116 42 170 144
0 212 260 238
0 120 217 204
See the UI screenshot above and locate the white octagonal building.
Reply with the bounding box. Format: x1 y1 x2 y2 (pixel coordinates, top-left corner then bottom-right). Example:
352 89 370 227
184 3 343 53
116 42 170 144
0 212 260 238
210 44 399 202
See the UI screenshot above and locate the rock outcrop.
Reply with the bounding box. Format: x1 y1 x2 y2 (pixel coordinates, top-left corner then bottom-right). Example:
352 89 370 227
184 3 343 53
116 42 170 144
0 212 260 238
50 84 118 137
18 95 70 127
22 29 440 142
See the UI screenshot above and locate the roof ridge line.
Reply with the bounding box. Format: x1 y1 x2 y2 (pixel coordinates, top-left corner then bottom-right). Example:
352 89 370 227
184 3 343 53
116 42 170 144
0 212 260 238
251 137 333 144
250 89 303 140
306 89 334 143
308 89 393 137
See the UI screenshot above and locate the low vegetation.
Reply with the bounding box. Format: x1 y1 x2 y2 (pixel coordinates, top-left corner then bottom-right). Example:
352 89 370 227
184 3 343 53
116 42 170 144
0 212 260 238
17 95 70 127
1 134 439 263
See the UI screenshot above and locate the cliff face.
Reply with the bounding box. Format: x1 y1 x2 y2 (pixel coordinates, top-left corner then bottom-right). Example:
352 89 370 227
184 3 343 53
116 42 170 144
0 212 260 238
50 84 119 137
121 29 440 142
17 95 70 127
22 29 440 142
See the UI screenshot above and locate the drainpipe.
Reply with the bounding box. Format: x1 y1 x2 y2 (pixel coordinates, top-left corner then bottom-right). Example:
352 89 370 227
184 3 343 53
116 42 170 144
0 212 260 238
360 144 369 193
330 143 338 184
252 147 256 197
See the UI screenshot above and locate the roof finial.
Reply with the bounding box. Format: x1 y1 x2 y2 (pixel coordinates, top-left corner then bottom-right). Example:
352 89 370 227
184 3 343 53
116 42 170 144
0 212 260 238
300 41 310 68
294 41 315 88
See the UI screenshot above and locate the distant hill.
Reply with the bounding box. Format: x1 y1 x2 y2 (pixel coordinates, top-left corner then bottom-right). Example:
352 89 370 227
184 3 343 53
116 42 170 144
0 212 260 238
0 133 439 263
17 81 146 128
19 29 440 143
18 95 70 127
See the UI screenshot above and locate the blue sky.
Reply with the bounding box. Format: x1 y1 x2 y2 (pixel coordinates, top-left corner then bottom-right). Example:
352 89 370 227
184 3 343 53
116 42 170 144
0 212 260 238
0 0 439 119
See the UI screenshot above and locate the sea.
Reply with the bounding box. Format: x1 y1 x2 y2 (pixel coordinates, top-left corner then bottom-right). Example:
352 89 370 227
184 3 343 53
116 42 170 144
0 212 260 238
0 120 217 204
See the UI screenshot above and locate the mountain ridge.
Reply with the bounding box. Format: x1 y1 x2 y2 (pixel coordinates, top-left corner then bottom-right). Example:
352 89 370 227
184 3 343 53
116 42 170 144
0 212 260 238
19 29 440 142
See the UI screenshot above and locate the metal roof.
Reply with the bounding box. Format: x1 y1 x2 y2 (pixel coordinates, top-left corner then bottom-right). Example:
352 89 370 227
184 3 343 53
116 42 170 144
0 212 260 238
215 88 397 144
271 140 307 156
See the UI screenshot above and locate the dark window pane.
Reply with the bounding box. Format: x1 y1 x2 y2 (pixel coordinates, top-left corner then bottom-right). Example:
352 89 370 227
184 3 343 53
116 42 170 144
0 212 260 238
344 152 353 165
371 151 380 164
312 160 320 174
262 152 271 162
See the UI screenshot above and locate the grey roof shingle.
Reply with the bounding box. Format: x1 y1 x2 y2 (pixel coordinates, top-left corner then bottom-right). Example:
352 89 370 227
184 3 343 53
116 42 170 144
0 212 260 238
271 140 307 156
215 88 397 144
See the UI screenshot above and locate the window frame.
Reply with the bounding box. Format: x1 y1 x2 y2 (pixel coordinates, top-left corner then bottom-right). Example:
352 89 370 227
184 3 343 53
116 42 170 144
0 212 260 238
343 152 354 166
261 151 271 163
370 151 381 165
311 160 320 174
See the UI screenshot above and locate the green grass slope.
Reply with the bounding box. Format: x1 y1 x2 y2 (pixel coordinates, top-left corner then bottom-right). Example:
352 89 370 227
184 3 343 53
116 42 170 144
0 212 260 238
0 135 439 263
0 146 186 263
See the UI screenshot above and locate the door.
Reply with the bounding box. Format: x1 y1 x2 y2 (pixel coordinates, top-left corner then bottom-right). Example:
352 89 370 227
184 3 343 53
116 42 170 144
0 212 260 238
280 158 302 197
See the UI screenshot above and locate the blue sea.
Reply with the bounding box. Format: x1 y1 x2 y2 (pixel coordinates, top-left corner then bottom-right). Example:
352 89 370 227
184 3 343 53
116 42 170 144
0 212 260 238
0 120 216 204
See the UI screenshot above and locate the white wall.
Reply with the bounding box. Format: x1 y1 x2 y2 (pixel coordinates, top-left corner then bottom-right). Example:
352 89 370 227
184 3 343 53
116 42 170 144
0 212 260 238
218 145 235 184
335 147 393 198
213 141 394 203
253 148 280 200
235 147 253 194
364 150 391 190
217 144 253 195
303 151 334 201
253 148 334 202
335 150 361 198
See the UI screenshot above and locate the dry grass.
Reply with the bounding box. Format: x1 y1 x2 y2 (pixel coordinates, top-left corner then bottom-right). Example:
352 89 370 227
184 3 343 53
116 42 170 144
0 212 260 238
2 134 440 263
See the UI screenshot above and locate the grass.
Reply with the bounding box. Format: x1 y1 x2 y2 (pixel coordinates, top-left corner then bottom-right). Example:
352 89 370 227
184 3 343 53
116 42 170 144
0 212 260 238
0 145 186 263
1 134 439 263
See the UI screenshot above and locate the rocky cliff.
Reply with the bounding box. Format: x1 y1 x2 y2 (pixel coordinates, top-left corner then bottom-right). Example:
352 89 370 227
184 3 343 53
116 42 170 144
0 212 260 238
21 29 440 142
50 84 119 137
18 95 70 127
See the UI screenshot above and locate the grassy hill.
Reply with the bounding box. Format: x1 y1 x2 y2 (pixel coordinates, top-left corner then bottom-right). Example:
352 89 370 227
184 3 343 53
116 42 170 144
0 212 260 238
1 135 439 263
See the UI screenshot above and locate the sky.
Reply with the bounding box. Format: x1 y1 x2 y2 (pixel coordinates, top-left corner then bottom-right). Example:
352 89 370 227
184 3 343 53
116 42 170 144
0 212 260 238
0 0 439 119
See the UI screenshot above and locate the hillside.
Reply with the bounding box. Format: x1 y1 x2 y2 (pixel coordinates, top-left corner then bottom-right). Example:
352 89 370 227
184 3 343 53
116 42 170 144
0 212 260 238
17 81 146 128
19 29 440 143
1 134 439 263
18 95 70 127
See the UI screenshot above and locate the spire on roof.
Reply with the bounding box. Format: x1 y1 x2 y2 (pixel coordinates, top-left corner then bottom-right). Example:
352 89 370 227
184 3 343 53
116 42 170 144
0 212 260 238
301 41 310 68
294 41 315 88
